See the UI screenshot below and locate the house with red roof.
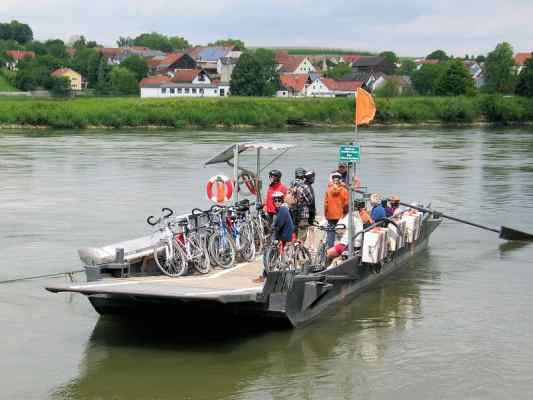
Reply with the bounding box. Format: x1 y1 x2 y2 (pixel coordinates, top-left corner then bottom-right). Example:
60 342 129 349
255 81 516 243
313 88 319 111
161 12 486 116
277 56 316 74
153 52 197 75
278 73 361 97
140 69 230 98
514 52 532 74
51 68 85 91
4 50 36 70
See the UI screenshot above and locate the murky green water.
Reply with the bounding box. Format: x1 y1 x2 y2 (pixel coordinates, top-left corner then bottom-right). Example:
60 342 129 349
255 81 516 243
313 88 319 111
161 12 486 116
1 127 533 399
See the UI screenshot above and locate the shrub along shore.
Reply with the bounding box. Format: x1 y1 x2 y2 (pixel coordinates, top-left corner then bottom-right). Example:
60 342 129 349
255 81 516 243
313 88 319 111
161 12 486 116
0 95 532 130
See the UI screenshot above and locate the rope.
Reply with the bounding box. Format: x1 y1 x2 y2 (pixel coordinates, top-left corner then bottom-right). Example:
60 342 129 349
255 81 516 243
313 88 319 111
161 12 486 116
0 269 85 285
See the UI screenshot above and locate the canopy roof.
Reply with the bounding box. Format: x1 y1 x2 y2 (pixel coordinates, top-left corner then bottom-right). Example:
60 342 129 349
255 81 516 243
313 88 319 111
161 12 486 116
204 142 294 166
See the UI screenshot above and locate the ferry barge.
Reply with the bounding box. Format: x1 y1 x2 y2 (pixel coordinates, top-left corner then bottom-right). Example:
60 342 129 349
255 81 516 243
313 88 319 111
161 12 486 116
46 142 442 328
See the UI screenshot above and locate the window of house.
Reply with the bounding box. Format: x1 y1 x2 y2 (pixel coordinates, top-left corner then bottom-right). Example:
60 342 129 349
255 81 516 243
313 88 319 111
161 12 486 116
161 88 166 94
170 88 175 94
192 88 197 94
220 88 225 96
185 88 190 94
199 88 204 94
177 88 182 94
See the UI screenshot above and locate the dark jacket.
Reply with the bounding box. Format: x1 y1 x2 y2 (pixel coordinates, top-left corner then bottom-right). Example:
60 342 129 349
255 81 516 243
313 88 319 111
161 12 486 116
272 204 294 242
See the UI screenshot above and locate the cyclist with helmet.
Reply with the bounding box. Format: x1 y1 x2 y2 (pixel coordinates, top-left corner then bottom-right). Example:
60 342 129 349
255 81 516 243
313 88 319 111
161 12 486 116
288 167 314 242
254 191 294 283
264 169 287 225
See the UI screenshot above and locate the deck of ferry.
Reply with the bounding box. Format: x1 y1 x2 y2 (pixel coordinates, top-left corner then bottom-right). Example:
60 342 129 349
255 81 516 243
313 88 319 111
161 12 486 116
46 259 265 303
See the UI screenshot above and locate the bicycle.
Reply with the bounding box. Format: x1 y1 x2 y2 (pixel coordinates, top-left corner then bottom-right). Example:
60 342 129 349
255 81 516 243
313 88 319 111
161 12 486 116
311 222 347 271
176 211 211 274
207 205 237 268
227 202 256 262
148 208 188 277
263 235 312 273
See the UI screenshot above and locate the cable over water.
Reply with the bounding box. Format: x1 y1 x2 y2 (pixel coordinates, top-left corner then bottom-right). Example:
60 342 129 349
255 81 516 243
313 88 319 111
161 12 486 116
0 270 84 285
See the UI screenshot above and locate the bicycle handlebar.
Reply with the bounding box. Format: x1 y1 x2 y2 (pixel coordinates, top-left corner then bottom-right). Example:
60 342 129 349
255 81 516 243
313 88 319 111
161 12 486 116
161 207 174 218
146 215 159 226
311 222 346 231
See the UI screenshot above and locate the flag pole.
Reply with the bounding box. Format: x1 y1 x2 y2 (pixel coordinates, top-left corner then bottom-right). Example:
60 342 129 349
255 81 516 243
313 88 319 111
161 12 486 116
347 94 358 257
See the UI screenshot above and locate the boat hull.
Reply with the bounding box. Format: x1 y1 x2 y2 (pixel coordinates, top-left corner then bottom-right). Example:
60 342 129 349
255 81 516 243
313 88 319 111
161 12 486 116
68 216 441 328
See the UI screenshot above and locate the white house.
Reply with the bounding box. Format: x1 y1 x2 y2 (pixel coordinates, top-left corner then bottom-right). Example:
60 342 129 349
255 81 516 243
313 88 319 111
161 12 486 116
140 71 230 98
278 56 316 74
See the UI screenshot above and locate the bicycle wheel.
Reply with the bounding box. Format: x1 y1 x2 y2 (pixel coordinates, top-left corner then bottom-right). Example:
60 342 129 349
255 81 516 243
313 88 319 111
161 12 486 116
293 245 312 272
153 241 188 277
189 235 211 274
208 232 237 269
315 241 328 269
263 243 281 272
252 219 265 253
238 224 256 262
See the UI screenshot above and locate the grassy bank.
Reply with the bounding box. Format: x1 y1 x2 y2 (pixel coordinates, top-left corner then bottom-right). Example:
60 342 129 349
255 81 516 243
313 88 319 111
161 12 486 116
0 95 532 129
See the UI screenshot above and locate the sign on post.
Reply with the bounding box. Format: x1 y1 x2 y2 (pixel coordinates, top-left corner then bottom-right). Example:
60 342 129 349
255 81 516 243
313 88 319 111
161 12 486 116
339 144 360 163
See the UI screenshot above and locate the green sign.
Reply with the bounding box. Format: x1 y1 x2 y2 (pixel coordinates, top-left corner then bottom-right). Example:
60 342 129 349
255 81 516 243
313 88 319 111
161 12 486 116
339 145 360 162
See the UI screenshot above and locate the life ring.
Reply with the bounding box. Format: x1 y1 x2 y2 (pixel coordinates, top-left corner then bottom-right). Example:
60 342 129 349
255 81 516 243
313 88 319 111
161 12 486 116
206 175 233 203
238 173 257 196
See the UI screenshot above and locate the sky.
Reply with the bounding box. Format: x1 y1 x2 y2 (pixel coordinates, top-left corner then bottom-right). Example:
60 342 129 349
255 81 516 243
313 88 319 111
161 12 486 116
1 0 532 57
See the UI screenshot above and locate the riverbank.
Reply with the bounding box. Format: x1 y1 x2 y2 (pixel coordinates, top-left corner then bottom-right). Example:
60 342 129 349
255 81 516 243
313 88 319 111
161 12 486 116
0 95 532 129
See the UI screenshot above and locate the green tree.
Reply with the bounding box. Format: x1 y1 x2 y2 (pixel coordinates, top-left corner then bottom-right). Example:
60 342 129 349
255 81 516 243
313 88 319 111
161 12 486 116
475 55 486 63
25 40 47 55
117 36 134 48
324 62 352 79
44 39 68 59
516 56 533 97
208 38 245 50
379 51 398 74
0 21 33 44
411 63 447 95
69 47 98 78
374 79 401 97
230 49 279 96
133 32 172 52
14 59 50 91
426 49 449 61
484 42 516 93
95 57 111 94
86 51 104 88
398 59 417 76
121 55 149 81
436 59 475 96
169 36 190 50
47 76 71 97
36 54 64 72
110 67 138 95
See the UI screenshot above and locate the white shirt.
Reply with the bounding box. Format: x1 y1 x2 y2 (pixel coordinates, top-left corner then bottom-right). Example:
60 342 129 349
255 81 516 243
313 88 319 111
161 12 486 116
338 213 364 247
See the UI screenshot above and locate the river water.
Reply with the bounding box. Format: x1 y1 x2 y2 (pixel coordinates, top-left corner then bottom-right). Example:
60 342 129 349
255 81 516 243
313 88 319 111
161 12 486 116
1 127 533 400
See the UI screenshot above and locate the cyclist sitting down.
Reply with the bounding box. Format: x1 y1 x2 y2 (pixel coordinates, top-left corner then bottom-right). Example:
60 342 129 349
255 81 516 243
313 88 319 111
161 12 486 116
326 206 364 263
254 191 294 283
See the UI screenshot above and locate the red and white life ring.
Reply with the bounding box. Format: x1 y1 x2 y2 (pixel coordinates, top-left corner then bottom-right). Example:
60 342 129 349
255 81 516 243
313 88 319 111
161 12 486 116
206 175 233 203
238 173 257 196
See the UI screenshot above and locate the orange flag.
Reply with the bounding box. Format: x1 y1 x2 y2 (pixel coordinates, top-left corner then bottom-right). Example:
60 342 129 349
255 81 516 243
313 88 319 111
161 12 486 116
354 88 376 126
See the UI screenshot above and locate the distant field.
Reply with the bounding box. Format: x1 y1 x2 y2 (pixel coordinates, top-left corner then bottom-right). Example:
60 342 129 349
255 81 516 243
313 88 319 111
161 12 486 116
265 47 375 56
0 74 17 92
0 95 531 129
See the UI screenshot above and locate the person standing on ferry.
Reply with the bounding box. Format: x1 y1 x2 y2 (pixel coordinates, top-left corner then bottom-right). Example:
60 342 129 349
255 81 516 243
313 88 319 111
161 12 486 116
264 169 287 225
324 172 349 247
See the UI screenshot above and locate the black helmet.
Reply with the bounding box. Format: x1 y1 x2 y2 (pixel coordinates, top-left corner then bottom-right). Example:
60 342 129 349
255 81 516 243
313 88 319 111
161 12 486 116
304 170 315 183
269 169 282 179
294 167 306 179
